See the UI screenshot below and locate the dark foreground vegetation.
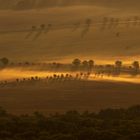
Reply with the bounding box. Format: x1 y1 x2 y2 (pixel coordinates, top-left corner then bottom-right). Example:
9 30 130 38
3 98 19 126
0 106 140 140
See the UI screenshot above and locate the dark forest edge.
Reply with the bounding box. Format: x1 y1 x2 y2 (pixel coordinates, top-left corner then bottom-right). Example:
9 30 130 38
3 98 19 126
0 105 140 140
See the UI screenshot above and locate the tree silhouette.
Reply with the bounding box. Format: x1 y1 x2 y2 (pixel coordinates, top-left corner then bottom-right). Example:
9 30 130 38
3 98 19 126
82 60 88 70
132 61 139 74
115 61 122 69
115 60 122 74
72 59 81 70
88 60 94 68
0 57 9 66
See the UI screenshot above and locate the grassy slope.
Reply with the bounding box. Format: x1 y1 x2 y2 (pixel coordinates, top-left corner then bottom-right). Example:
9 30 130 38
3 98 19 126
0 81 140 115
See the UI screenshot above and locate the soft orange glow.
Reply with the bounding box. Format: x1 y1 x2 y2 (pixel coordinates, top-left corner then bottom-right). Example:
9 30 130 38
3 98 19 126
1 68 140 84
89 74 140 84
0 68 69 81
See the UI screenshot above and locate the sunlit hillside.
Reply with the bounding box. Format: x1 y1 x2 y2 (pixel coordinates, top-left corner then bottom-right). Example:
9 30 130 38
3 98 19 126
0 1 140 63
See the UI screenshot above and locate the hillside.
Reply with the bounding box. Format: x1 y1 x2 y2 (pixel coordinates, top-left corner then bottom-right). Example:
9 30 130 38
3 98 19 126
0 1 140 63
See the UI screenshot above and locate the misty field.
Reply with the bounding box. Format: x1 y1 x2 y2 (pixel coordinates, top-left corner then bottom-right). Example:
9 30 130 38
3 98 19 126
0 58 140 115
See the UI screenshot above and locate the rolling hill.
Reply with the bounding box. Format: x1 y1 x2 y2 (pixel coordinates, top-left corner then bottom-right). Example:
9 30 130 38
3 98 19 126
0 1 140 63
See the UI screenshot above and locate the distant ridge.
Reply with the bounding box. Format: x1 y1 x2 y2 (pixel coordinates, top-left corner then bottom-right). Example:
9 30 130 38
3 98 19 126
0 0 139 10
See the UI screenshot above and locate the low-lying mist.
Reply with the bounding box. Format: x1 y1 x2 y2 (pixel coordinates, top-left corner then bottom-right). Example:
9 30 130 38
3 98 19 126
1 68 140 84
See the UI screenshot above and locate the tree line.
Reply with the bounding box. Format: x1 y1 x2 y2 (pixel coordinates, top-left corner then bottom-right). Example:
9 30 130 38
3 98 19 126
1 57 140 75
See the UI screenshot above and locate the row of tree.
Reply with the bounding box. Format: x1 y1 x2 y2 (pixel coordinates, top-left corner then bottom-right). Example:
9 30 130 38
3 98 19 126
72 59 94 70
72 59 140 70
0 57 140 73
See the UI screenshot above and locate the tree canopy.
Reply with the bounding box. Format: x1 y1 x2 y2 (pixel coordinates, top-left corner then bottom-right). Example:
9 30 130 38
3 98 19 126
0 105 140 140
